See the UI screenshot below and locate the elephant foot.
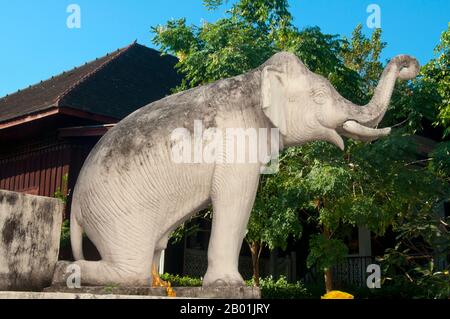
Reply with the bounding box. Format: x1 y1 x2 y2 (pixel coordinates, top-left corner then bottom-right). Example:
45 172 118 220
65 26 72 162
202 271 245 288
71 260 151 287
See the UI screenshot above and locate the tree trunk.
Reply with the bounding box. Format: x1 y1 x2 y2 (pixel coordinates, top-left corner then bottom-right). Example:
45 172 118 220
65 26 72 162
249 241 262 286
324 267 334 293
323 227 334 293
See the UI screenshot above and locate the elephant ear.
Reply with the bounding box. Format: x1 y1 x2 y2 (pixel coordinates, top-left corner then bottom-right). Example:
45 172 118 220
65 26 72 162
261 65 288 136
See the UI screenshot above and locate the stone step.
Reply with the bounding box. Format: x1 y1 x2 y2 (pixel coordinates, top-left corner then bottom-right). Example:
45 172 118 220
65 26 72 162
0 291 173 299
43 286 261 299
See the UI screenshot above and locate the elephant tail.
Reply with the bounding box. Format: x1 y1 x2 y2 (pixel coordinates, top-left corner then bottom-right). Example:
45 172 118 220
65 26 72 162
70 208 85 261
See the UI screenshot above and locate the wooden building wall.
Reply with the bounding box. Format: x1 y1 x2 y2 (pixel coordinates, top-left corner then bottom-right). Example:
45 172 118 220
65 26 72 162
0 141 69 197
0 137 94 209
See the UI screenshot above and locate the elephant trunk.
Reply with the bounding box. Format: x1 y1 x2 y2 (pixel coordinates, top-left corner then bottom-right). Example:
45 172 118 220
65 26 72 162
344 55 420 128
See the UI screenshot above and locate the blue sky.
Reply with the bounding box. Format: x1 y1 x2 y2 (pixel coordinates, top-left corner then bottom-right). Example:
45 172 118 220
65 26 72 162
0 0 448 97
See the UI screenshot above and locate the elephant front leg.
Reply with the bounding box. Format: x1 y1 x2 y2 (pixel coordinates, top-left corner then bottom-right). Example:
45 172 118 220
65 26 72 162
203 164 260 287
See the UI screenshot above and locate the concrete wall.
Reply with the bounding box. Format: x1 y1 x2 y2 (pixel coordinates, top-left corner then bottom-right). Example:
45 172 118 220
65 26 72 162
0 190 63 291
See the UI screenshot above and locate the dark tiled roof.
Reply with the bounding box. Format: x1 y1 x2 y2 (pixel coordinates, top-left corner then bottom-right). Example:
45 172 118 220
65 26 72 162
0 42 181 123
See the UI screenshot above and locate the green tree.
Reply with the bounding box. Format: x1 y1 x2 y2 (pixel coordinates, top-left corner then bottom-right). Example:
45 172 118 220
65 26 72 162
424 23 450 136
421 23 450 184
341 24 385 102
371 23 450 299
298 24 450 294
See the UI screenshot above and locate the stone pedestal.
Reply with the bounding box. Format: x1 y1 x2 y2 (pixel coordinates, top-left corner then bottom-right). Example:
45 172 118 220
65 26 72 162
0 190 64 291
0 291 171 299
49 260 261 298
44 285 261 299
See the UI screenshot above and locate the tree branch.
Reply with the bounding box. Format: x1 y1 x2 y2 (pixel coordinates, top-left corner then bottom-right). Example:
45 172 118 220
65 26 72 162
404 158 432 167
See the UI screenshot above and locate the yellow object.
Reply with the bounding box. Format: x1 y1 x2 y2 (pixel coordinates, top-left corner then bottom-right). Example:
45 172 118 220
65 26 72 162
152 264 177 297
321 290 354 299
166 283 176 297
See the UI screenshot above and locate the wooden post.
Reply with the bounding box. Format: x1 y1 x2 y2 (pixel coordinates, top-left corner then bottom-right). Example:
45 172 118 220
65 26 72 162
324 227 334 293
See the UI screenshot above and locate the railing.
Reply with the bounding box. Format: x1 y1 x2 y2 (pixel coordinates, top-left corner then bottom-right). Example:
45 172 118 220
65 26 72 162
332 256 374 288
183 249 375 287
183 248 270 280
304 256 375 288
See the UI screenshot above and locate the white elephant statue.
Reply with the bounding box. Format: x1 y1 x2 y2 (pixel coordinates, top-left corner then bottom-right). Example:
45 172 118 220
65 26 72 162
70 52 419 287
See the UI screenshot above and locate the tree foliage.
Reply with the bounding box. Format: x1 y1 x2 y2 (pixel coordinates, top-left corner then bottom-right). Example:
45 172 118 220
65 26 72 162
423 23 450 136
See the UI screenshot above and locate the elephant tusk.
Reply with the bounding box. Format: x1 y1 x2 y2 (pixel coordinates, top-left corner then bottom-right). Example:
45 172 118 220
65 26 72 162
342 120 391 142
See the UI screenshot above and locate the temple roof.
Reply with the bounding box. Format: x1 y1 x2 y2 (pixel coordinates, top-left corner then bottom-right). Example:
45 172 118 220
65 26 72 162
0 42 180 124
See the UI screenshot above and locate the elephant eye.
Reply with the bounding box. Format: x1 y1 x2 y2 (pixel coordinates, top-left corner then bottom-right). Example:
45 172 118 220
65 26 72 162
311 88 328 105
